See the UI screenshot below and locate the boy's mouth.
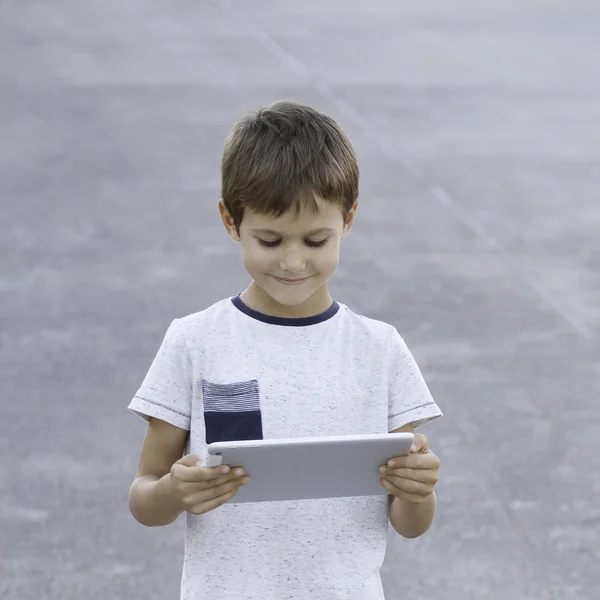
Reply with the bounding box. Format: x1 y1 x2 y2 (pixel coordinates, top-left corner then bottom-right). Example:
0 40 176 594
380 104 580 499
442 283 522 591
273 275 312 285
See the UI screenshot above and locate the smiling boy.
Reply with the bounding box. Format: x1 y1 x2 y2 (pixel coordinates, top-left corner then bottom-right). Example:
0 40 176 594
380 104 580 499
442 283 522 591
128 101 442 600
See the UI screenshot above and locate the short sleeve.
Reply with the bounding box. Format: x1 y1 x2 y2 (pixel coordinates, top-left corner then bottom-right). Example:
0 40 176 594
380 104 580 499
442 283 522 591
388 328 442 431
127 319 192 430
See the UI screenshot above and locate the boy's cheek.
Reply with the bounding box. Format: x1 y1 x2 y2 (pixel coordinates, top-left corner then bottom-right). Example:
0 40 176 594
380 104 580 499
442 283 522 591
242 251 269 276
318 250 340 276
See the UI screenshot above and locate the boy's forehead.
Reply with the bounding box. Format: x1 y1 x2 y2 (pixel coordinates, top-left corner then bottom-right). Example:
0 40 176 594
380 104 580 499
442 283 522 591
244 202 344 233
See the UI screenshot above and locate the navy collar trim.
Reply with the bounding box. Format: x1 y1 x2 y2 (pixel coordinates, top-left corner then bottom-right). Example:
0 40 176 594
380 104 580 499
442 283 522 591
231 295 340 326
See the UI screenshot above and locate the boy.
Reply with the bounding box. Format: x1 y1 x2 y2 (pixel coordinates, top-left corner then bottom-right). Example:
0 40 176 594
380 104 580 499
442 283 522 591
128 101 442 600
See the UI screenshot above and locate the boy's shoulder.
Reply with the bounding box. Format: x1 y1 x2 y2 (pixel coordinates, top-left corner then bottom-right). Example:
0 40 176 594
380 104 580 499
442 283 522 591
337 302 399 342
173 297 233 331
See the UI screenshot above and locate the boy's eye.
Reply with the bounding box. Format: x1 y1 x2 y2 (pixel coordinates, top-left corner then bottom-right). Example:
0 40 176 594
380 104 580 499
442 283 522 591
305 239 328 248
257 239 281 248
257 238 328 248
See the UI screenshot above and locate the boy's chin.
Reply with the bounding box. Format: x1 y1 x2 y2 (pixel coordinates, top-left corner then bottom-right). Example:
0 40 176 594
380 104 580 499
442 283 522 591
264 288 315 307
263 282 331 311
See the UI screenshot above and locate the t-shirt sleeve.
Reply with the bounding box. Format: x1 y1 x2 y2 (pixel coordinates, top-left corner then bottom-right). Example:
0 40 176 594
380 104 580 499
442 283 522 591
127 319 192 430
388 328 442 431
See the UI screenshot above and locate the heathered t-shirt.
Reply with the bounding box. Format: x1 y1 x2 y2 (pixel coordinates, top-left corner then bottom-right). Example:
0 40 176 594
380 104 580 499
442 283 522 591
128 296 442 600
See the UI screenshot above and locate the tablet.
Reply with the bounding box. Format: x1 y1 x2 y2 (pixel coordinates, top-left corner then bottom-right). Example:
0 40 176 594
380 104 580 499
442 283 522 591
205 432 414 503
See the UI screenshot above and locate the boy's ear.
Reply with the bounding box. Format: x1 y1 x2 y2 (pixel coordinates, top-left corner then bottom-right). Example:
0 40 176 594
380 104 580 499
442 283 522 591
342 200 359 239
218 199 240 242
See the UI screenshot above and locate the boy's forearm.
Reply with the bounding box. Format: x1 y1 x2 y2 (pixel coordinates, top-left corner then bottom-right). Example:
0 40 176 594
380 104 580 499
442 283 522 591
129 474 185 527
388 492 436 538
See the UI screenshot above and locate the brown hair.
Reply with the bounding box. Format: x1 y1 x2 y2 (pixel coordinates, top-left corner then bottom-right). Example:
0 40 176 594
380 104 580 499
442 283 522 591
221 101 359 231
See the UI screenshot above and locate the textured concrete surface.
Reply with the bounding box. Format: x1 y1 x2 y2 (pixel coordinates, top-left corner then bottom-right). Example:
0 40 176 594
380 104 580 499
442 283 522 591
1 1 599 599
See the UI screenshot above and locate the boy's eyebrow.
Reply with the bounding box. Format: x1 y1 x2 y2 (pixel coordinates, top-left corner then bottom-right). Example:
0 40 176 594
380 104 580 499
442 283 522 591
251 227 336 236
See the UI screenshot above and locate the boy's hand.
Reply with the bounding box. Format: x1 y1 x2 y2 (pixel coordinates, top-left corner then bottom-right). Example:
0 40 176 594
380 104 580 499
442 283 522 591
379 433 440 504
168 454 250 515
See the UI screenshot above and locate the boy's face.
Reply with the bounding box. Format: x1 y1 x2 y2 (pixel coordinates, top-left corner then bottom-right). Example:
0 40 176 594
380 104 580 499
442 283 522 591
219 195 357 317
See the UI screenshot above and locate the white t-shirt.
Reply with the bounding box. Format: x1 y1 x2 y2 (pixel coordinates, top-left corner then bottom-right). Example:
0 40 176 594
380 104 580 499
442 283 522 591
128 296 442 600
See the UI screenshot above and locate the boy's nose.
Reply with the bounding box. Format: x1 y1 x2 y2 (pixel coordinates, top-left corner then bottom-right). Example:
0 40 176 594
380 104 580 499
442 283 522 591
279 248 305 273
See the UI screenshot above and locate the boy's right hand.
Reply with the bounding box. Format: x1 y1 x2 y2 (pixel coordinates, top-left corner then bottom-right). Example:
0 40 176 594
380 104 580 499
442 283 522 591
168 454 249 515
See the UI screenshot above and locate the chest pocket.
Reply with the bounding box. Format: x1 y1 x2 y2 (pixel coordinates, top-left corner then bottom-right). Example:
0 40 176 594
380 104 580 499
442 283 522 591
202 379 263 444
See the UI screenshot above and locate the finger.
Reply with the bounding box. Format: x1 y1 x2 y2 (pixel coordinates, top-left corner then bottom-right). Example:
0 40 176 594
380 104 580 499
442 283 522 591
384 475 434 496
386 468 439 484
195 465 247 484
176 454 202 467
180 472 240 494
412 433 429 453
173 462 237 483
190 476 249 504
380 478 425 504
386 451 440 470
189 486 241 515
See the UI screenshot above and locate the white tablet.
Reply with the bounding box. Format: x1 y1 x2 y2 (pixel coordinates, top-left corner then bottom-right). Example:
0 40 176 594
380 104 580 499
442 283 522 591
205 432 414 503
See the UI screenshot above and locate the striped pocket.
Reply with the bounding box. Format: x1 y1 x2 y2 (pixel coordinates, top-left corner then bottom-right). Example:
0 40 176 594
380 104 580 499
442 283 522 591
202 379 263 444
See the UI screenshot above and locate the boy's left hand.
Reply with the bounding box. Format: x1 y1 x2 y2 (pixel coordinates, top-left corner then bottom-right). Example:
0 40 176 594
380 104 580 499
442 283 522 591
379 433 440 504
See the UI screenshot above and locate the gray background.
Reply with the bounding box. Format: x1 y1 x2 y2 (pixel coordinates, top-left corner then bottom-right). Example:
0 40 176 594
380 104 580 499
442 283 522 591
1 1 599 599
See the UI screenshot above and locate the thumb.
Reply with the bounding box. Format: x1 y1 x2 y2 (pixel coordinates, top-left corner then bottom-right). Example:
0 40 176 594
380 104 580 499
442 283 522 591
175 454 201 467
411 433 429 454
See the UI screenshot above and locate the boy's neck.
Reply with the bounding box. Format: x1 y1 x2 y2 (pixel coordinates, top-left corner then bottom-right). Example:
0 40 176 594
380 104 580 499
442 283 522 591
240 281 334 319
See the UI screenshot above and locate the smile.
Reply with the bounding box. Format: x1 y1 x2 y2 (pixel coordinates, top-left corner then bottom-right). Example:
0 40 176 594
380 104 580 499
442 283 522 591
273 276 312 285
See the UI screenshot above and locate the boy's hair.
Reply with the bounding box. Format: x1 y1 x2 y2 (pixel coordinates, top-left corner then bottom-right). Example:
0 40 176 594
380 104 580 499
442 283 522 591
221 101 359 232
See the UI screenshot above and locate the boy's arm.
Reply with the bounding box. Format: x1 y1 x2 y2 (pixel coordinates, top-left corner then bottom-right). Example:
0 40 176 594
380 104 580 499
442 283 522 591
387 423 437 538
129 417 188 527
388 487 437 539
